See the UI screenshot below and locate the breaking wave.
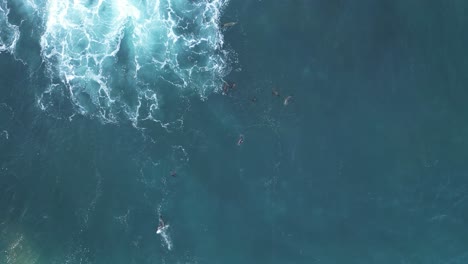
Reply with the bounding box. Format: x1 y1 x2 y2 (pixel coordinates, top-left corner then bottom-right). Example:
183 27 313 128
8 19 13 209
1 0 232 125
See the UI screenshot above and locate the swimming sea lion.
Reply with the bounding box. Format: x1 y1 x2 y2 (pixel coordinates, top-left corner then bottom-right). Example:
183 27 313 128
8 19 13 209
222 22 237 28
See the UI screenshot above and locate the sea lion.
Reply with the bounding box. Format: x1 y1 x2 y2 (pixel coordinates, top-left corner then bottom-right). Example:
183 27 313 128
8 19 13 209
237 134 244 146
284 96 293 106
222 22 237 28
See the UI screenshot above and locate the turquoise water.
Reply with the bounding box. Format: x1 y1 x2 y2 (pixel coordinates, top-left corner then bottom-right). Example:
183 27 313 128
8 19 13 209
2 0 468 263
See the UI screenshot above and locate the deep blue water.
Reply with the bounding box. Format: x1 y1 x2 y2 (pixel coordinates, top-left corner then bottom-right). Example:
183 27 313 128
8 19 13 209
2 0 468 263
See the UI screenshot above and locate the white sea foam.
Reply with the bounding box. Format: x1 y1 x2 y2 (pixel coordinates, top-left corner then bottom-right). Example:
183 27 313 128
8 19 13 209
2 231 40 264
158 225 173 250
0 0 20 54
36 0 231 125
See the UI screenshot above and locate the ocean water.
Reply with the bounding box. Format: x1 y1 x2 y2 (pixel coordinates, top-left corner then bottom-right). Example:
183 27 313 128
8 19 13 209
1 0 468 263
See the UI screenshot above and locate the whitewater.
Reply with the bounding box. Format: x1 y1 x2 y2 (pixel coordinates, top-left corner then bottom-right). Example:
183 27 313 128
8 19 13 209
1 0 232 125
